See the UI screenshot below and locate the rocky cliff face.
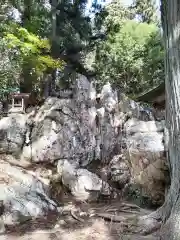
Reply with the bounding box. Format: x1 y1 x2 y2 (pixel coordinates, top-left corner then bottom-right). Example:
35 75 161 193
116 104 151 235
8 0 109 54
120 119 167 206
19 76 122 166
0 74 168 224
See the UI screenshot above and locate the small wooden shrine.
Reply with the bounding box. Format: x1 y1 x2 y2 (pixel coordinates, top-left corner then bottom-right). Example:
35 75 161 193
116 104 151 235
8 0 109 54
8 92 30 113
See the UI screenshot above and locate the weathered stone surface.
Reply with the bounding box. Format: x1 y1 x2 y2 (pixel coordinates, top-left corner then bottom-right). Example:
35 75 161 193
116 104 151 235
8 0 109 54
109 119 167 205
0 77 120 167
118 94 156 122
21 76 120 166
124 118 165 134
0 162 57 225
108 154 130 187
0 75 168 206
0 114 27 156
22 97 97 166
58 159 111 201
100 82 117 113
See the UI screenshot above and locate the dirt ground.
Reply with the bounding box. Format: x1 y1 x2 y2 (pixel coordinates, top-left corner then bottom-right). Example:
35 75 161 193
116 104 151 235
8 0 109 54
0 200 160 240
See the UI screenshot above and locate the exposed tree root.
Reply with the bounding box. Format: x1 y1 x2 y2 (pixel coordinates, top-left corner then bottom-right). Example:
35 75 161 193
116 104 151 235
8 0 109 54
119 209 140 214
95 213 136 222
70 209 85 222
119 202 141 210
106 208 119 212
105 208 139 214
137 215 162 235
95 208 162 236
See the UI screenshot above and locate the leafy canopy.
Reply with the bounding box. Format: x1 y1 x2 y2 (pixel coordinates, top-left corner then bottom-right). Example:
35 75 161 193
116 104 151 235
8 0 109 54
92 0 164 96
5 25 64 77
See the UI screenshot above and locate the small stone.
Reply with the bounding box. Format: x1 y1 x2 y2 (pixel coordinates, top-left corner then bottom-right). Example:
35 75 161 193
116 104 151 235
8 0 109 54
143 158 149 165
79 211 88 217
54 223 60 228
57 219 66 225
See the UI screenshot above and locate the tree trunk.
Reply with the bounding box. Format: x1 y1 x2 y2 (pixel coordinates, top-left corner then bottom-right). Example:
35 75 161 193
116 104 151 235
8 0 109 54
135 1 180 238
160 0 180 238
42 74 51 98
22 0 31 27
20 0 33 93
148 0 180 239
49 0 59 96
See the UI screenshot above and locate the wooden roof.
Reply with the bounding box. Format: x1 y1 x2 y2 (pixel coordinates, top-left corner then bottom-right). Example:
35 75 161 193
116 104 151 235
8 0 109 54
10 93 30 99
136 82 165 103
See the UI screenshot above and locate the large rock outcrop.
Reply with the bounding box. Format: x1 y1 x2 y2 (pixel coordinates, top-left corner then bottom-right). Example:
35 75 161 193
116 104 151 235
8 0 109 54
108 97 168 206
0 114 27 156
0 159 57 225
0 74 168 206
57 159 111 202
20 75 120 166
124 119 168 205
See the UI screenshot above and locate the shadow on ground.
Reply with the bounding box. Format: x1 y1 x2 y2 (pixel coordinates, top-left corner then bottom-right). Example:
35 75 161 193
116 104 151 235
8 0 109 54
0 200 160 240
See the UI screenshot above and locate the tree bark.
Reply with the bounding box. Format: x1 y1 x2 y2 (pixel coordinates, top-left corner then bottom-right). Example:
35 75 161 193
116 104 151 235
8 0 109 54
134 0 180 238
20 0 33 93
49 0 59 96
42 74 51 99
148 0 180 239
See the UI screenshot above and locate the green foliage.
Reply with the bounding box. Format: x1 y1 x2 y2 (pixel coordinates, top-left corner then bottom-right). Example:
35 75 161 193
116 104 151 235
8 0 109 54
94 0 133 33
0 38 21 99
131 0 158 24
55 0 92 52
8 0 51 36
94 18 164 95
0 0 164 99
141 30 164 88
91 0 164 96
4 26 64 76
0 0 94 97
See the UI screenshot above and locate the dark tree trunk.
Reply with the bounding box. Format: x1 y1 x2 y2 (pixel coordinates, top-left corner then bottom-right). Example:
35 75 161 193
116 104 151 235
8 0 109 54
42 74 51 98
49 0 59 96
140 0 180 239
159 0 180 238
134 1 180 239
20 0 33 93
20 63 33 93
21 0 31 27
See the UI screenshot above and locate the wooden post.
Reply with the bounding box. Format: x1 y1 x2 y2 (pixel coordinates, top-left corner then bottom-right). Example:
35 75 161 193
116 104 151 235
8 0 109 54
22 98 24 112
12 98 14 108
